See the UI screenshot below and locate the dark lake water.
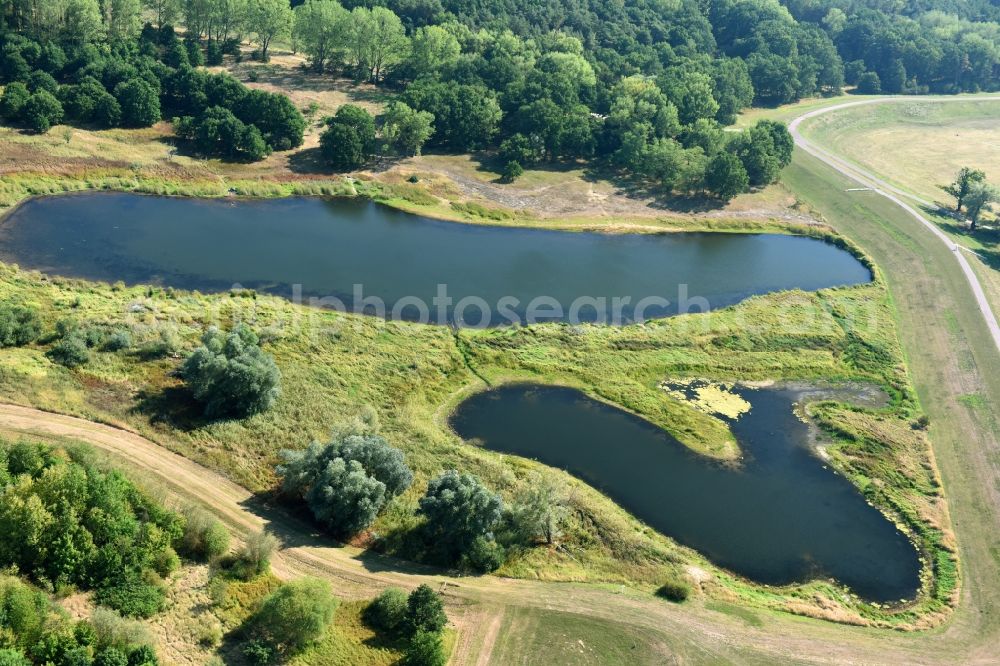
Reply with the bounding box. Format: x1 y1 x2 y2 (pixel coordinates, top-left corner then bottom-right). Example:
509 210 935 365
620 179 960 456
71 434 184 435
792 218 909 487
0 193 871 326
449 384 921 602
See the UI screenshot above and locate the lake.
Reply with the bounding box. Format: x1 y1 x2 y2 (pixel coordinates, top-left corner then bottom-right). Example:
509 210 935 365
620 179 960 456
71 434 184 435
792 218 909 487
449 384 921 602
0 193 871 326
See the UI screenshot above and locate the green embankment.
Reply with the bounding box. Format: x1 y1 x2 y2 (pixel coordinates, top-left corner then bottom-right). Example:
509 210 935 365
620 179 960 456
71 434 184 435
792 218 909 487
781 146 1000 639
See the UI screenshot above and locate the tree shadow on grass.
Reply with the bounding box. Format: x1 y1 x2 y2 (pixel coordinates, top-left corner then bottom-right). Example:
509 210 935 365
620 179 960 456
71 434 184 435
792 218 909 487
286 146 330 175
448 151 729 212
918 202 1000 262
130 384 212 433
468 152 585 184
582 163 729 212
233 490 453 580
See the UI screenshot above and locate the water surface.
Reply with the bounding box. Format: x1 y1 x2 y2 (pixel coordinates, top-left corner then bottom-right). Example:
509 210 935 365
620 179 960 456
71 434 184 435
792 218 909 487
450 384 920 602
0 193 871 326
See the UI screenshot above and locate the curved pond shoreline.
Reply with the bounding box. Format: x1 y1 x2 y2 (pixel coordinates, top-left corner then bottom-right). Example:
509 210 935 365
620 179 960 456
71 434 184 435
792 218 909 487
0 192 873 327
449 382 922 603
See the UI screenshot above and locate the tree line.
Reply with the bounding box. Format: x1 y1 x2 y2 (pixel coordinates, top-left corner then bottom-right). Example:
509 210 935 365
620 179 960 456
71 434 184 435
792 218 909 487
0 9 305 159
4 1 996 193
783 0 1000 94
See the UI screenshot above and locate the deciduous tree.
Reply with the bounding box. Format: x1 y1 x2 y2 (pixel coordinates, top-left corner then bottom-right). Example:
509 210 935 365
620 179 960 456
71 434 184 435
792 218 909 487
246 0 292 62
944 167 987 214
293 0 349 73
382 101 434 156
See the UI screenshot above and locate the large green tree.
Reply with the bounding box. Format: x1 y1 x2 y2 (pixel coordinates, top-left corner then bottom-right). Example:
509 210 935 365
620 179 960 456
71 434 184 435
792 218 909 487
293 0 349 72
965 181 999 230
346 6 408 83
246 0 292 61
405 81 501 151
278 432 412 536
944 167 987 214
180 324 281 418
418 471 504 564
382 101 434 156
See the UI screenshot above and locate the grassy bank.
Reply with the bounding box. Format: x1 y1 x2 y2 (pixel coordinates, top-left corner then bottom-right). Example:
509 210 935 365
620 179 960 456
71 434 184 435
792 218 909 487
1 159 835 238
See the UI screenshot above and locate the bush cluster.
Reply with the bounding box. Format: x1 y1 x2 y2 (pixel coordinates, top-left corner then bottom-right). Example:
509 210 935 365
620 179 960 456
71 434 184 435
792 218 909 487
365 584 448 666
0 439 182 619
0 28 304 162
278 432 413 537
181 325 281 419
0 578 159 666
247 578 338 658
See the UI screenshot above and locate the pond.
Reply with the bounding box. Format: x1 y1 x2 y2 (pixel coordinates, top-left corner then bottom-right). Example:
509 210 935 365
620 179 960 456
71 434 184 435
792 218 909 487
449 384 921 602
0 193 871 326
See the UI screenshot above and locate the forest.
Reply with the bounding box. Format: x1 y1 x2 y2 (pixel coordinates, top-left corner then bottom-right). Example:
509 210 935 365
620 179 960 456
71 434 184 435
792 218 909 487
2 0 997 199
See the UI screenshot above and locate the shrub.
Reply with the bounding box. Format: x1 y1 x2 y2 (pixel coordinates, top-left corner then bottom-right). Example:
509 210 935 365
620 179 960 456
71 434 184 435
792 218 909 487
364 587 408 633
856 71 882 94
48 333 90 367
655 580 690 603
405 585 447 635
151 548 180 578
83 325 107 348
22 90 63 133
404 630 447 666
90 608 153 653
103 329 133 351
0 577 48 645
184 39 204 67
462 536 505 573
4 439 48 475
95 575 166 618
253 578 337 653
179 507 230 560
0 305 40 347
418 471 504 564
500 160 523 183
278 434 413 537
232 530 279 579
242 640 273 665
206 41 224 66
197 623 223 648
0 650 29 666
181 325 281 418
94 647 129 666
127 644 158 665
